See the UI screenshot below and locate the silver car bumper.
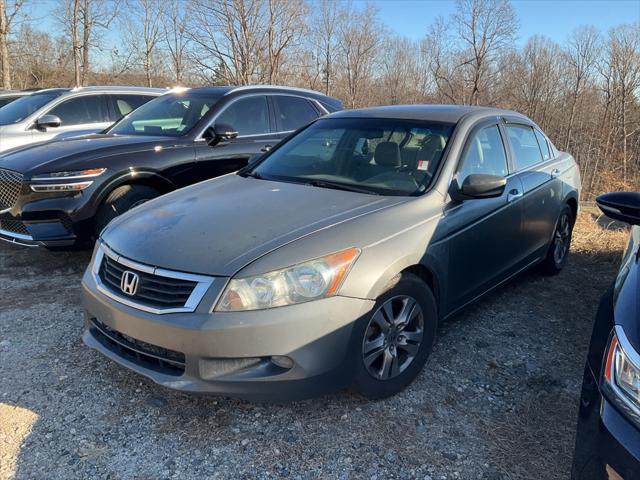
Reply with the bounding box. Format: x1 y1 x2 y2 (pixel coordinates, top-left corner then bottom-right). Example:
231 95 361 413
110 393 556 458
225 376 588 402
81 269 375 401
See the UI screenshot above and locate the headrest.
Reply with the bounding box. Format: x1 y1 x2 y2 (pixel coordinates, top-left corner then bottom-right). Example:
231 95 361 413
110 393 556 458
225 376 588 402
374 141 401 167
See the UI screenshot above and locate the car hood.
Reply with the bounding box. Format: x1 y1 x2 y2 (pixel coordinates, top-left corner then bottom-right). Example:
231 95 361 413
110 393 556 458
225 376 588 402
102 174 407 276
0 134 179 175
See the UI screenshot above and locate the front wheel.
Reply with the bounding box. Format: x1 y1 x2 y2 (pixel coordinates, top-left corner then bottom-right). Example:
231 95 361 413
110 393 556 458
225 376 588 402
352 273 437 400
94 184 160 237
540 204 574 275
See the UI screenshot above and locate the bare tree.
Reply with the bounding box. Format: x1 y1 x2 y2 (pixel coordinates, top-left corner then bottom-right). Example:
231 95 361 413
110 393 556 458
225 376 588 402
162 0 191 84
308 0 340 95
0 0 23 88
563 26 600 150
453 0 518 104
123 0 165 87
336 1 381 108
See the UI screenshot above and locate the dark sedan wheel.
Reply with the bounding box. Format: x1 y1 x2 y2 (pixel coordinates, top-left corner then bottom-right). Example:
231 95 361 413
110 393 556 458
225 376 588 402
94 184 160 237
353 273 437 399
541 204 574 275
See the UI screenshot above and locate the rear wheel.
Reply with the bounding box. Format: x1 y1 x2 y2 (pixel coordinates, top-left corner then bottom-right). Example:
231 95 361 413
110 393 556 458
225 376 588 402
94 184 160 237
353 273 437 399
540 204 574 275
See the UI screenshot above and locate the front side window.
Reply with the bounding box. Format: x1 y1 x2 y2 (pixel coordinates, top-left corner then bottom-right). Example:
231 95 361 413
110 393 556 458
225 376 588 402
250 117 455 196
108 92 222 137
506 124 544 170
274 96 319 131
48 95 110 126
0 91 64 125
456 125 508 182
216 96 270 136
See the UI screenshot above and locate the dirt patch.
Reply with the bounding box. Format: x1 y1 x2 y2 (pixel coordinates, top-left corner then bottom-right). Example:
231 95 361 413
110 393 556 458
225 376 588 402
0 212 627 479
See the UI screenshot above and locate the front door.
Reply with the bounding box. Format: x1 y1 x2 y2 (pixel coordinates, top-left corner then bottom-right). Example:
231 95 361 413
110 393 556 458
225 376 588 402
194 95 279 180
438 123 524 311
34 94 112 142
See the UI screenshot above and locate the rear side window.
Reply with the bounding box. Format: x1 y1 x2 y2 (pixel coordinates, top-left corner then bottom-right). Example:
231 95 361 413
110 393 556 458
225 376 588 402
457 125 508 182
506 125 544 170
216 96 270 136
48 95 110 126
534 128 552 161
109 94 154 120
273 96 319 132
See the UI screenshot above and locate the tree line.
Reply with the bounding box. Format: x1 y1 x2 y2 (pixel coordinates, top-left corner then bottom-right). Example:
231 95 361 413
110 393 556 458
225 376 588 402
0 0 638 199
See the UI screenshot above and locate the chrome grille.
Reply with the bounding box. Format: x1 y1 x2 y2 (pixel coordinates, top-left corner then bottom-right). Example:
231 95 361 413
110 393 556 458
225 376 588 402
0 169 23 211
92 244 216 314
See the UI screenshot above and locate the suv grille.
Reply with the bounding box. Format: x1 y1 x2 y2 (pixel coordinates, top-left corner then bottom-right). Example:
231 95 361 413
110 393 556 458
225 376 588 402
90 318 185 376
0 219 29 235
0 169 23 211
99 254 199 309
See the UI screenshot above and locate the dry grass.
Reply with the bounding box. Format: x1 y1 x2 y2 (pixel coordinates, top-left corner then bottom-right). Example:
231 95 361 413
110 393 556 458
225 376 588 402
572 207 629 260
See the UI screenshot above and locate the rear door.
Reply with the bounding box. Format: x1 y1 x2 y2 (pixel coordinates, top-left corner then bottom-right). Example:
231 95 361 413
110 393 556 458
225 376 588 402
36 94 112 141
271 95 323 142
440 121 524 310
194 95 279 180
505 122 563 262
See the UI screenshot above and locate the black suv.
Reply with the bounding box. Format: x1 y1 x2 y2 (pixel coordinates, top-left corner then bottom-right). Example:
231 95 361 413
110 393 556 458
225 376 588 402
571 192 640 479
0 86 341 247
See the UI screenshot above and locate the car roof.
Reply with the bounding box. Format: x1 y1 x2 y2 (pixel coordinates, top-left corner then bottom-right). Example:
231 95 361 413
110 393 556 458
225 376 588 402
26 86 165 96
186 85 343 110
329 104 529 124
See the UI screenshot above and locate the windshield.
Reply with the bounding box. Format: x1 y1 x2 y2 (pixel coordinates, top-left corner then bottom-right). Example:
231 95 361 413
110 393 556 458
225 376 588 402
108 92 222 137
0 92 63 126
250 117 455 196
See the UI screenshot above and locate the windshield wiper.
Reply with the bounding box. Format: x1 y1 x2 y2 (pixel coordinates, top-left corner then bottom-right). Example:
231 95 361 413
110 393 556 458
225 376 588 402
306 179 379 195
239 170 263 179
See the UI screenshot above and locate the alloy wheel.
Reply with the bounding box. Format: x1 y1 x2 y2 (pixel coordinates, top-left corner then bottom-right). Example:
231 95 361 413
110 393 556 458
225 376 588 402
362 295 424 380
553 212 571 265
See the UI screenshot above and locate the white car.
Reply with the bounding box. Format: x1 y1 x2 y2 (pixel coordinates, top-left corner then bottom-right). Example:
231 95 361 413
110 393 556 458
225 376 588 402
0 86 164 152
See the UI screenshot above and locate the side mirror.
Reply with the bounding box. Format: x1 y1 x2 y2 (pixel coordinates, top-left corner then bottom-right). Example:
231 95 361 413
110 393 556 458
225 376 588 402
450 174 507 201
35 114 61 130
203 123 239 146
596 192 640 225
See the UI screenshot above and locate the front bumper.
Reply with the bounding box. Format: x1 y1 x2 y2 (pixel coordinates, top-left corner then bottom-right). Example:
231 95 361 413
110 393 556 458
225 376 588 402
572 366 640 479
0 179 98 247
81 268 375 401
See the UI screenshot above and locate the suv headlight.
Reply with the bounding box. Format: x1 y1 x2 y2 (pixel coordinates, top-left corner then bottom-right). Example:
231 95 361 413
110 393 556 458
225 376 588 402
30 168 106 192
604 326 640 417
215 247 360 312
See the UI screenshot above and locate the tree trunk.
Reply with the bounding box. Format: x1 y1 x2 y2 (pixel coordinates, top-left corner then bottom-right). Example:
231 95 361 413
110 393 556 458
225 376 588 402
81 0 90 86
0 0 11 89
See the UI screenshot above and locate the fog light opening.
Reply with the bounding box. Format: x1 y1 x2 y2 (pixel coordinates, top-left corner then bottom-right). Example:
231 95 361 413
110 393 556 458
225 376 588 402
271 356 294 369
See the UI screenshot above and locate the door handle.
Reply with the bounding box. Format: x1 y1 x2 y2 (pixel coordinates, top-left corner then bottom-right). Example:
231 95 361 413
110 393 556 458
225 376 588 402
507 189 523 203
551 168 561 178
261 144 273 153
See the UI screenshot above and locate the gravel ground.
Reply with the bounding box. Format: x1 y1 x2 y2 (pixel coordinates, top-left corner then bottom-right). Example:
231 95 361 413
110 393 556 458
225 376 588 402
0 212 626 480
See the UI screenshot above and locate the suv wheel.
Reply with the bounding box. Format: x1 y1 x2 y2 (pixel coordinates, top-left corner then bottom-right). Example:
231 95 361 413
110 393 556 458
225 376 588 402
353 273 437 400
94 184 160 237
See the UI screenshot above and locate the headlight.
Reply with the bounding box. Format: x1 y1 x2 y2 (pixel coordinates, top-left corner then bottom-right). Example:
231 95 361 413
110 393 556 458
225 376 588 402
604 326 640 416
215 247 360 312
30 168 106 192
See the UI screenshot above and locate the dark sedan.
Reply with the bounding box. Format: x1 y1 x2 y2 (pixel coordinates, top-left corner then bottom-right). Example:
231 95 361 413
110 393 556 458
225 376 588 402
0 85 341 248
572 192 640 480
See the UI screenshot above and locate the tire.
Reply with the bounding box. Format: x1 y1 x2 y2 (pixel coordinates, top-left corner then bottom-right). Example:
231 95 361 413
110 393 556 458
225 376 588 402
540 204 574 275
94 184 160 237
353 272 438 400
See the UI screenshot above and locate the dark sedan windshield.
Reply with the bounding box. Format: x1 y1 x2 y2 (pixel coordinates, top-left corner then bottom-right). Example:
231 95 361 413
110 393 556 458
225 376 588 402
250 117 455 196
0 92 63 125
108 92 222 137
